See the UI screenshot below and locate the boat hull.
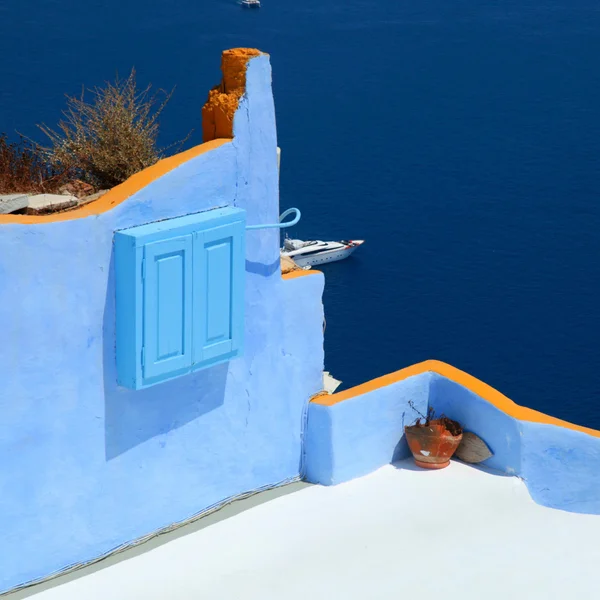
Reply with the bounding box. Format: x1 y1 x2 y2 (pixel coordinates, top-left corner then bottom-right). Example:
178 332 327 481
283 245 358 267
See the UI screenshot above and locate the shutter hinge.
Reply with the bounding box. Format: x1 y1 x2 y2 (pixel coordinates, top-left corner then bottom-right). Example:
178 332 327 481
141 258 146 280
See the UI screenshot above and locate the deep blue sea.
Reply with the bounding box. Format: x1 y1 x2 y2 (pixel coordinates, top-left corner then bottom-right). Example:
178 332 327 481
2 0 599 427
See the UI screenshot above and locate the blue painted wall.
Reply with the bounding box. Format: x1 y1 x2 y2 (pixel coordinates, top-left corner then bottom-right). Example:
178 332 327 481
520 422 600 514
0 54 325 592
428 374 521 475
305 368 600 515
429 374 600 514
305 373 431 485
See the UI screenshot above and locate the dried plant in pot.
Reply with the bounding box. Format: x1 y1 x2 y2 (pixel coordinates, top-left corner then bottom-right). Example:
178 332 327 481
404 402 463 470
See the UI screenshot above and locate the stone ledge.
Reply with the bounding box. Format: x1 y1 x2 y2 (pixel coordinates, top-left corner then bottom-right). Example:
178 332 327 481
0 194 29 214
25 194 79 215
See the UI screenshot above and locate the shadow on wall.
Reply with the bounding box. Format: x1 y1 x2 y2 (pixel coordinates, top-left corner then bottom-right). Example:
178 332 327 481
245 258 280 277
102 248 227 460
392 435 411 463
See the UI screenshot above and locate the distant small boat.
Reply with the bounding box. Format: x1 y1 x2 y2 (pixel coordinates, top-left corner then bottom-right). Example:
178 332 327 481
241 0 260 7
281 237 364 267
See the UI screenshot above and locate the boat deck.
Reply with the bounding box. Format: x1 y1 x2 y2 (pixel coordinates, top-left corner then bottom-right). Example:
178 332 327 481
20 460 600 599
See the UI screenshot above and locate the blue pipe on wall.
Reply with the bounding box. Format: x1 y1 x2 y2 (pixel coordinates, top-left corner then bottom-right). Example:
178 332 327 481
246 207 301 230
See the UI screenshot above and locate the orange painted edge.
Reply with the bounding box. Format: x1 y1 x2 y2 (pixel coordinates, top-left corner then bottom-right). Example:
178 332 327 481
313 359 600 439
281 269 322 280
0 139 230 225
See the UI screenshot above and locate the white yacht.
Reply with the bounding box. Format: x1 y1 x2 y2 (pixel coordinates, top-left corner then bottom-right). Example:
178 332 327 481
241 0 260 7
281 237 364 267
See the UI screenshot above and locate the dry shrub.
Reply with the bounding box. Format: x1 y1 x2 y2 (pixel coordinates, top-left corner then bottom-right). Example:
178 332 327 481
407 401 462 435
0 133 70 194
38 69 188 190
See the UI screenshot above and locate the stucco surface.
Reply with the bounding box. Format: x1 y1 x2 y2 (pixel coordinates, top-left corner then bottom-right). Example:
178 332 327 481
520 421 600 514
430 374 600 514
429 373 521 474
305 373 431 484
306 366 600 514
0 53 324 593
23 461 600 600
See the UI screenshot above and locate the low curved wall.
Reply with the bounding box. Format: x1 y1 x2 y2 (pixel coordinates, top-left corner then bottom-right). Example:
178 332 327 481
305 372 431 485
305 360 600 514
0 139 229 225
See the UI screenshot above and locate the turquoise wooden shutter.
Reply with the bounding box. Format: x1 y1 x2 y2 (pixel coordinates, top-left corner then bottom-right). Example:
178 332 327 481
115 206 246 390
143 235 193 379
193 220 245 365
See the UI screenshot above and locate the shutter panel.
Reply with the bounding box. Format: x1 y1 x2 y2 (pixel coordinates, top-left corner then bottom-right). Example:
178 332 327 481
143 235 193 379
193 220 245 364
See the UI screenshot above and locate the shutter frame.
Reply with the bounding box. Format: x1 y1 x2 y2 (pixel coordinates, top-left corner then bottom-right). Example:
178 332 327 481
115 206 246 390
114 207 246 390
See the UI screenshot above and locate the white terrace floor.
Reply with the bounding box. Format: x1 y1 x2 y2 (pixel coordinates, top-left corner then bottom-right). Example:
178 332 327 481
26 460 600 600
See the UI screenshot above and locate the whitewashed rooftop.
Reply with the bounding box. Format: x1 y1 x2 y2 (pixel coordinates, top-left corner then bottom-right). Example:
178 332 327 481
24 460 600 600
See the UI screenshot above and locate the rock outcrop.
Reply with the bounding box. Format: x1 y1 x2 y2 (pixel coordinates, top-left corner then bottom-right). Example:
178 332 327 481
281 254 303 274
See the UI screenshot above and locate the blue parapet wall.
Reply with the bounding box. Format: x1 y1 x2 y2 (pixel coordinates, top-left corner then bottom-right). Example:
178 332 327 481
305 373 431 485
0 53 325 593
428 374 522 475
520 422 600 514
428 372 600 514
305 361 600 515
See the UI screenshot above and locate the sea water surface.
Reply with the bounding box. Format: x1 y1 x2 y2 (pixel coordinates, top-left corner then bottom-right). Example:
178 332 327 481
2 0 599 427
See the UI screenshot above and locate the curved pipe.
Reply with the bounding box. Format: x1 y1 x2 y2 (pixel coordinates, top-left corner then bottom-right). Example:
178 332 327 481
246 207 301 230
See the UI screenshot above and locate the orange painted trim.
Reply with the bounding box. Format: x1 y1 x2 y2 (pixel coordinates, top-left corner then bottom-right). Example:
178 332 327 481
313 359 600 438
0 139 230 225
202 48 264 142
281 269 322 280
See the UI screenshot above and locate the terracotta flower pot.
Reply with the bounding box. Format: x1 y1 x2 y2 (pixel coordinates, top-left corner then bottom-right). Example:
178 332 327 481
404 420 463 470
